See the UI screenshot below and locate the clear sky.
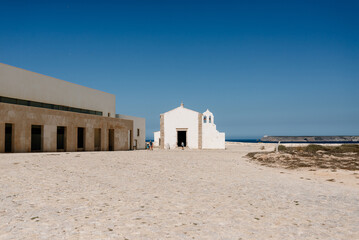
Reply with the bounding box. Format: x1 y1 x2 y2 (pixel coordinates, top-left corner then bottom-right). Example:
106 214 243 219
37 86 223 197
1 0 358 139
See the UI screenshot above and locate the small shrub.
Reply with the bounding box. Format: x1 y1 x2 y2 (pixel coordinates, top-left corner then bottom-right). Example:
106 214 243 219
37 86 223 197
304 145 328 153
278 145 287 152
246 152 257 158
333 144 359 153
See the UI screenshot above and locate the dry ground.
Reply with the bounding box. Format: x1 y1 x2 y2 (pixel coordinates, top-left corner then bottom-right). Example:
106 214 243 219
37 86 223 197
0 143 358 239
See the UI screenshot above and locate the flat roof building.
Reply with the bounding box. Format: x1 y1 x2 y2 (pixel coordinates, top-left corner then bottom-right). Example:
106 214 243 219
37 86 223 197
116 114 146 150
0 63 145 153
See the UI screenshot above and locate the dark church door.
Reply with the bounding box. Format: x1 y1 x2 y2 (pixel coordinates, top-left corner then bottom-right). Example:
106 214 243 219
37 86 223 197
177 131 187 147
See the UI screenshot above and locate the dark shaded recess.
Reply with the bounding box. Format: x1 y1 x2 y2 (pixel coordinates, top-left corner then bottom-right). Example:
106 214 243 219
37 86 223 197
177 131 186 147
31 125 42 152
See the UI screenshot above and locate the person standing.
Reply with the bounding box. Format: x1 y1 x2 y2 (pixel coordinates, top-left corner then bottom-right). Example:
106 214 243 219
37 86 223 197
181 142 184 150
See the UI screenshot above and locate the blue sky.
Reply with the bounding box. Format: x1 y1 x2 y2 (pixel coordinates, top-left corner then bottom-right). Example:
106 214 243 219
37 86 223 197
1 0 358 138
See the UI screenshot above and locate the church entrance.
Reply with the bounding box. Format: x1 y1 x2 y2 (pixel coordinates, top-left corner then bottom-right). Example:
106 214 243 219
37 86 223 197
177 130 187 147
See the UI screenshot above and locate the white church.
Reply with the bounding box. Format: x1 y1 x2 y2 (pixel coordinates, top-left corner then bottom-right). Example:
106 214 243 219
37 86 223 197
154 103 225 149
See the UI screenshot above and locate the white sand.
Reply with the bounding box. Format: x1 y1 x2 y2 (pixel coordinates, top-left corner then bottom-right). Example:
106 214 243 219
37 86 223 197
0 143 358 239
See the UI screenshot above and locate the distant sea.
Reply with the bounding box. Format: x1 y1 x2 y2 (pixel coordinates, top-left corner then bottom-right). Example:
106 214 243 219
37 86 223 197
226 139 260 143
147 139 359 144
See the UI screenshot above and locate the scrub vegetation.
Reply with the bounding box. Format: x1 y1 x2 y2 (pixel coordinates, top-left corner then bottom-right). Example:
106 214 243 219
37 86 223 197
247 144 359 170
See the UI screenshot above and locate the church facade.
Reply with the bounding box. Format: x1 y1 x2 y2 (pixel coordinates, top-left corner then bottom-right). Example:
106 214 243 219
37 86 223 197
154 103 225 149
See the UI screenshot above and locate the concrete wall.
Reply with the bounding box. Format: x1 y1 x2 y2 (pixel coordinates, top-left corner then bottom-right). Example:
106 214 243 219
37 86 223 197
202 110 225 149
0 63 116 117
116 114 146 150
163 105 199 149
0 102 133 153
153 131 160 147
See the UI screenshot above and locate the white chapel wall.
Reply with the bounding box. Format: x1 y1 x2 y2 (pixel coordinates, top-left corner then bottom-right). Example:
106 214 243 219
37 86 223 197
154 131 160 147
202 125 225 149
164 107 199 149
202 110 225 149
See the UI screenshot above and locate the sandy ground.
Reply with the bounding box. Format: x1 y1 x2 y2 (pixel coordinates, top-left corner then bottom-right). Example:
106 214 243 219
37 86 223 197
0 143 358 240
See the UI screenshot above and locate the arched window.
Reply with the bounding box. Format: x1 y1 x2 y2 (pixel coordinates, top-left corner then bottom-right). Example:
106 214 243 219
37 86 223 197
209 116 212 123
203 116 207 123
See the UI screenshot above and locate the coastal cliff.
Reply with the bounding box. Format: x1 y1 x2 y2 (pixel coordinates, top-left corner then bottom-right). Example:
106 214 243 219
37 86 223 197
260 136 359 143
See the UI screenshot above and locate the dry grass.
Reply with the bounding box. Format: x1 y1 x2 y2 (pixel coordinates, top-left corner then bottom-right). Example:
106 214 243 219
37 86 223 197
247 144 359 170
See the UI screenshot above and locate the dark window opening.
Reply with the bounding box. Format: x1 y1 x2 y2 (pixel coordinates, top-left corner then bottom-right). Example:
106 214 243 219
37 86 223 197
209 116 212 123
94 128 101 151
5 123 13 153
1 97 16 104
57 126 66 151
30 101 42 108
108 129 114 151
177 131 187 147
77 127 85 150
137 128 140 137
0 96 102 116
31 125 43 152
17 99 28 106
203 116 207 123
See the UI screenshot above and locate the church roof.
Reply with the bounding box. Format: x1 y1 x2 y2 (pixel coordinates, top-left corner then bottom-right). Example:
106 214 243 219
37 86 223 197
161 103 201 115
203 109 213 114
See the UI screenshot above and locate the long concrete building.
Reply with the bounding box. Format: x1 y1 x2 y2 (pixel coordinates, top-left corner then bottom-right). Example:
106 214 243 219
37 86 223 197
0 63 145 153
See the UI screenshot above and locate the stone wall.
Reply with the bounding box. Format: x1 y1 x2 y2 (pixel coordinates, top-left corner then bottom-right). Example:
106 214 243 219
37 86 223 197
0 102 133 153
198 113 203 149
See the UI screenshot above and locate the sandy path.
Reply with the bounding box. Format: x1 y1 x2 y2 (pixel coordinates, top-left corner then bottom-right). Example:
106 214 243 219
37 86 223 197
0 144 358 239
